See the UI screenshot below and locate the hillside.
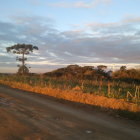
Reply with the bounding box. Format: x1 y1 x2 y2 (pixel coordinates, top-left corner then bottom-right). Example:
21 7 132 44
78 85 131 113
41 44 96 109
44 65 111 80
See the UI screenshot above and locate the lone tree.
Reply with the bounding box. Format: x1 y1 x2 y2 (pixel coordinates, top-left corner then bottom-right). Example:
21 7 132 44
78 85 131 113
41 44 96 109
6 43 38 75
120 66 126 71
97 65 107 71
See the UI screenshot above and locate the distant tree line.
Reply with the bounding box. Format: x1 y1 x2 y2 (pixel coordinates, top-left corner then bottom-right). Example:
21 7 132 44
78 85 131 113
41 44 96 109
44 64 140 83
113 66 140 83
44 64 112 80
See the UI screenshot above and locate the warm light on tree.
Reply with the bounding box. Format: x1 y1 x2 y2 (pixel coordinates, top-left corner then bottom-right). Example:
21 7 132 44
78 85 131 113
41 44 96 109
6 43 38 74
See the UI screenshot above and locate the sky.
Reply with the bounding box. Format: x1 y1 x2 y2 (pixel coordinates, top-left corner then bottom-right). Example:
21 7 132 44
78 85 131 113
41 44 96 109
0 0 140 73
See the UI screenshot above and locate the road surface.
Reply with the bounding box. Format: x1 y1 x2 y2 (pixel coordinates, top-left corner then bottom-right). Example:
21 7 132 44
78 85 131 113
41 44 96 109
0 84 140 140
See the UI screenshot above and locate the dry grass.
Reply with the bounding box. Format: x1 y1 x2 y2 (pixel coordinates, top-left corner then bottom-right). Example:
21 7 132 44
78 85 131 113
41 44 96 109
0 79 140 113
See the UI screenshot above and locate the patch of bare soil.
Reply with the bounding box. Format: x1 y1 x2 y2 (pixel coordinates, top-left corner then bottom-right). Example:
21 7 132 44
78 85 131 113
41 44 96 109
0 96 56 140
0 85 140 140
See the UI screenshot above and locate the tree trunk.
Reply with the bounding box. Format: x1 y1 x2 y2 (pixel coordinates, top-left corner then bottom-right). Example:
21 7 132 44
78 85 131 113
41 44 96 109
22 51 25 74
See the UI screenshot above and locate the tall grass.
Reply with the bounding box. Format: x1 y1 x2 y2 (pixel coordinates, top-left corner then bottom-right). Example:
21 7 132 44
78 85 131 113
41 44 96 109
1 74 139 103
0 74 140 110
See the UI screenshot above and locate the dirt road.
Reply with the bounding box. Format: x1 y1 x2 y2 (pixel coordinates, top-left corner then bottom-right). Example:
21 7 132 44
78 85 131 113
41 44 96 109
0 85 140 140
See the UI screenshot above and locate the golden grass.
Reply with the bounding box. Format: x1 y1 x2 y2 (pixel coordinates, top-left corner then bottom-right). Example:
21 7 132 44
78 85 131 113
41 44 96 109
0 79 140 112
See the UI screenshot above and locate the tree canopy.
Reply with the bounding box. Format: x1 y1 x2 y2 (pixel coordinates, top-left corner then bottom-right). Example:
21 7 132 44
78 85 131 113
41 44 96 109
6 44 38 54
97 65 107 71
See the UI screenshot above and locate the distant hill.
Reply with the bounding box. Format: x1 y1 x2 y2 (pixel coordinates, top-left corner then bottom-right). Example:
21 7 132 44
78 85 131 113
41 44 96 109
44 65 111 80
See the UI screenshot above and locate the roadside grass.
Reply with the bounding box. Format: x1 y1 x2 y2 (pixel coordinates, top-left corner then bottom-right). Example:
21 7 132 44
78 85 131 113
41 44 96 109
0 82 140 121
0 74 139 103
0 76 140 111
0 74 140 121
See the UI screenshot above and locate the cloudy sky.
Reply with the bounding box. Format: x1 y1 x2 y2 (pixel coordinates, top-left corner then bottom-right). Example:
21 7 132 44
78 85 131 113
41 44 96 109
0 0 140 73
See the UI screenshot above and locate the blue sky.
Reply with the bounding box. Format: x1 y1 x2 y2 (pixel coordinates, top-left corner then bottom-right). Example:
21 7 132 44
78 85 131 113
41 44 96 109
1 0 140 29
0 0 140 73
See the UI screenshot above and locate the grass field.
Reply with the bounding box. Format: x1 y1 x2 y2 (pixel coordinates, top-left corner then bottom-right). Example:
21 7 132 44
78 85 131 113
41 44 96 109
0 74 140 114
0 74 139 103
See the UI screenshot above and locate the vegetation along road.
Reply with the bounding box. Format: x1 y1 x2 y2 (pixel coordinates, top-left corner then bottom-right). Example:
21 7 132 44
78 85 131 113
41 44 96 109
0 84 140 140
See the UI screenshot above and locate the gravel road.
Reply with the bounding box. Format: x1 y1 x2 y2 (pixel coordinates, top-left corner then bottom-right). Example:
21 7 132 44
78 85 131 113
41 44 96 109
0 84 140 140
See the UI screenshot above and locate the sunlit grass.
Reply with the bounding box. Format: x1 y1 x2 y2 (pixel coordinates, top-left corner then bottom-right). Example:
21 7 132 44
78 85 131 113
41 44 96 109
0 74 140 113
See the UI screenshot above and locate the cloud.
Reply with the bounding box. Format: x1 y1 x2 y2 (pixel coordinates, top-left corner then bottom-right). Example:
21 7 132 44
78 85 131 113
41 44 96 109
86 17 140 36
122 17 140 23
27 0 42 6
135 31 140 36
50 0 112 8
0 15 140 73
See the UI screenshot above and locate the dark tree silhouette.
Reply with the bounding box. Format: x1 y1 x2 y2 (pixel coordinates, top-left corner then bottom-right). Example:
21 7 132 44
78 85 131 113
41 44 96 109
97 65 107 71
120 66 126 71
6 43 38 74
